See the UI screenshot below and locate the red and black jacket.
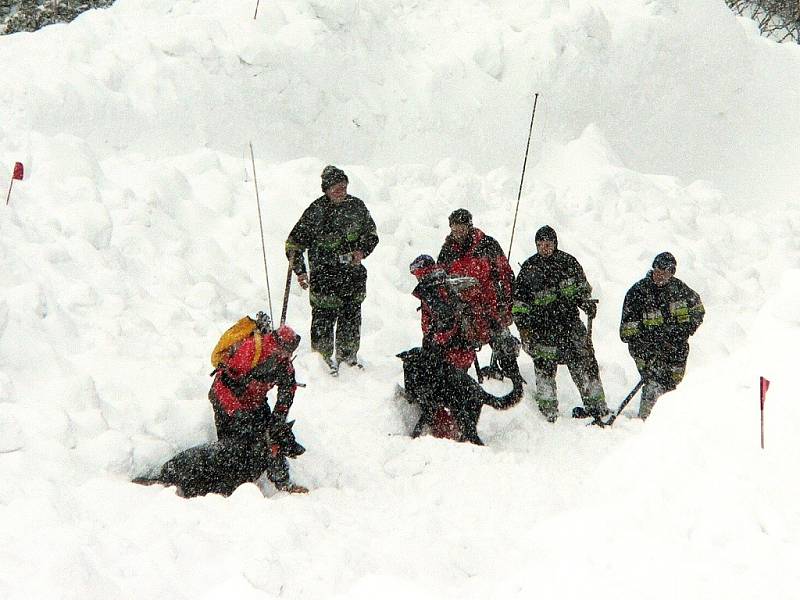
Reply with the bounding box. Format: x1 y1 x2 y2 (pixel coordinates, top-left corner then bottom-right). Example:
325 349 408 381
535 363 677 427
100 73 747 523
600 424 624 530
211 333 297 420
437 227 514 344
412 266 476 371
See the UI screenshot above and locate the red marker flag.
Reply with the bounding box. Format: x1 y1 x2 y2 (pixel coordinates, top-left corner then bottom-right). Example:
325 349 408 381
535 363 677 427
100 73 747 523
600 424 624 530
6 161 24 205
760 376 770 449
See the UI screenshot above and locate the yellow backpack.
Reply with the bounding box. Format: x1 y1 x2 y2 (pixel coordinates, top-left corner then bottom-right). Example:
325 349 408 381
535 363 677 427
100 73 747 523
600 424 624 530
210 316 263 370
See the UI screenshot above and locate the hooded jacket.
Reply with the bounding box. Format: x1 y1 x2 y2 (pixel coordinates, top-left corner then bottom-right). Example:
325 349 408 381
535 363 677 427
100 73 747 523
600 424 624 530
412 266 476 370
437 227 514 343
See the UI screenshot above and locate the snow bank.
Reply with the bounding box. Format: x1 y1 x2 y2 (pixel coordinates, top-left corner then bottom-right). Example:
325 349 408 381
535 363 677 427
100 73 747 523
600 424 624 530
1 1 799 599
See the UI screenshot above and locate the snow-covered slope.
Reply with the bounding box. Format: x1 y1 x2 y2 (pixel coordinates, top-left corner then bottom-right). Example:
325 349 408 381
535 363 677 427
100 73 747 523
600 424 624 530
1 1 799 598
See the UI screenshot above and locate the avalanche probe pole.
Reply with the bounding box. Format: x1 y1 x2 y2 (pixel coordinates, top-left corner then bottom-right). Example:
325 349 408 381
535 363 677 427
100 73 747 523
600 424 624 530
489 93 540 379
250 142 275 324
506 92 539 263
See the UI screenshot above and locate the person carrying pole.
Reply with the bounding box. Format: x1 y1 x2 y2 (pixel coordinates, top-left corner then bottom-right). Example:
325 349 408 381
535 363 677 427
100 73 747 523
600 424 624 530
513 225 608 423
285 166 379 375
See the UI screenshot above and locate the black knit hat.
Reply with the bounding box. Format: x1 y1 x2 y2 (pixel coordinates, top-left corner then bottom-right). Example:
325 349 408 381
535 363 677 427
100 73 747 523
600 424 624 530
409 254 435 272
535 225 558 246
448 208 473 226
321 165 348 191
652 252 677 273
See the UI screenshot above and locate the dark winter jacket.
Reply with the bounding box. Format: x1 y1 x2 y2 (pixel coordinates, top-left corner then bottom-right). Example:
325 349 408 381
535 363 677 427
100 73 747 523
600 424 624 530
285 194 379 307
619 272 705 362
412 266 476 370
513 249 593 346
437 227 514 344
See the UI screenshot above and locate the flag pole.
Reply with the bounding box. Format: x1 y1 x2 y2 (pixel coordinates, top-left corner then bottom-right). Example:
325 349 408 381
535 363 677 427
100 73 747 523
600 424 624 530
759 376 770 449
5 179 13 205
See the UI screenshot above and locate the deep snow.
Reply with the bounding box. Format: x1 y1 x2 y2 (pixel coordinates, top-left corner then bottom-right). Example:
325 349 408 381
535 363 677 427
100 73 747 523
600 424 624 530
1 1 799 599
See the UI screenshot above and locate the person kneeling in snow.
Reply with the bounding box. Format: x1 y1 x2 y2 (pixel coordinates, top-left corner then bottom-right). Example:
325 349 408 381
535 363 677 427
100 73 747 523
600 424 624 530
134 313 308 496
399 256 522 445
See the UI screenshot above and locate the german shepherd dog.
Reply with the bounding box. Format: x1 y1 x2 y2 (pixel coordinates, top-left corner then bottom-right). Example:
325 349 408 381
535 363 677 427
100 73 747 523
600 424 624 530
133 418 304 497
397 347 522 445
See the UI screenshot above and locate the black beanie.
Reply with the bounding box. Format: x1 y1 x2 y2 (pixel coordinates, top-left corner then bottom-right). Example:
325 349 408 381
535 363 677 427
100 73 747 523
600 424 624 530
409 254 435 272
535 225 558 247
652 252 677 272
321 165 348 191
448 208 473 226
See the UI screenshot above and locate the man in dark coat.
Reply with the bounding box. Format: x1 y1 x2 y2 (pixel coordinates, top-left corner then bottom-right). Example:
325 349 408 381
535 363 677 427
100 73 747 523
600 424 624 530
285 165 379 372
620 252 705 419
513 226 608 422
436 209 522 391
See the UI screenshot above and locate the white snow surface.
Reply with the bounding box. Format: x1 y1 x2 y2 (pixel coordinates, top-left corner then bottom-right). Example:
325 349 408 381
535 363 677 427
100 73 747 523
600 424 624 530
1 0 799 598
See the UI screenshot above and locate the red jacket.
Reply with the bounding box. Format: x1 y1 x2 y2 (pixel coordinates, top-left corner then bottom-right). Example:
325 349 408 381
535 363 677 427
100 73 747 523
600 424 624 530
412 266 476 371
211 334 296 416
437 228 514 344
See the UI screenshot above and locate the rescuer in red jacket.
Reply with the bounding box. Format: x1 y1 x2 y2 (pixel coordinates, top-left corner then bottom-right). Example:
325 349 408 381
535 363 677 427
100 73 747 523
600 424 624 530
437 209 522 391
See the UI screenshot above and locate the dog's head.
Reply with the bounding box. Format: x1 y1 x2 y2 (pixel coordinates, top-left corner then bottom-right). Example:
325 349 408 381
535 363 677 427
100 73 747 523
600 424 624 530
268 418 305 458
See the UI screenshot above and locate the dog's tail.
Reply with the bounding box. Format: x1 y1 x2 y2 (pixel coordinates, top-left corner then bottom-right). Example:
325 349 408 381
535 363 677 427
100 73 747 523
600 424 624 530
132 475 163 487
479 382 523 410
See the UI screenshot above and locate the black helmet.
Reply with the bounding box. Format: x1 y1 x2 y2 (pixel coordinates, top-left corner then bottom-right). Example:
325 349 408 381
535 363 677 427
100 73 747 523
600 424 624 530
409 254 435 273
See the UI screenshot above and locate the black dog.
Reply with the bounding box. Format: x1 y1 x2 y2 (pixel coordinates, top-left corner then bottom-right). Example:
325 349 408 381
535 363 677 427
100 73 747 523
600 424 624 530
133 419 304 497
397 347 522 445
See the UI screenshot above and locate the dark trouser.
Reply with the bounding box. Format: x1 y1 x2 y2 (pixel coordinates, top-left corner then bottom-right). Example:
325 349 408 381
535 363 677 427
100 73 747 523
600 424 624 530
311 299 362 362
208 390 291 490
520 323 607 421
631 351 687 419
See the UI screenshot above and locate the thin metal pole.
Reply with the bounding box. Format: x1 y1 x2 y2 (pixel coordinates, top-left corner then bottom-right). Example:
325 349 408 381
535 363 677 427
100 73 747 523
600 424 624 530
250 142 274 323
507 92 540 263
5 179 13 205
253 0 260 20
